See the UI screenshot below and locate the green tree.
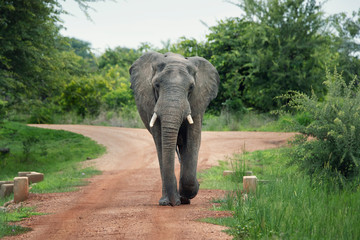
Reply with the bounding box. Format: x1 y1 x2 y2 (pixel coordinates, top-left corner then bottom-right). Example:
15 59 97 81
327 10 360 81
60 76 111 117
98 47 140 70
63 37 98 72
0 0 63 104
0 0 106 118
207 0 328 112
101 64 135 110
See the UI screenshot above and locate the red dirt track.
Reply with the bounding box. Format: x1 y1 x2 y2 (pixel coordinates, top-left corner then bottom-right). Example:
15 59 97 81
3 125 295 240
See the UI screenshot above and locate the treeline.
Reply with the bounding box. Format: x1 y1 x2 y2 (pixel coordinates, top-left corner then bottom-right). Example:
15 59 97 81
1 0 360 123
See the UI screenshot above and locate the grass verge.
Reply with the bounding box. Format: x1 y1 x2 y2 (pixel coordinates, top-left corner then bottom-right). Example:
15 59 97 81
202 111 311 132
0 121 105 237
198 148 360 239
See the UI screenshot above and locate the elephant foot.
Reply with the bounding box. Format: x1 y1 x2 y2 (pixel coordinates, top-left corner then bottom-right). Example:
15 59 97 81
159 195 181 206
180 196 190 205
179 180 200 200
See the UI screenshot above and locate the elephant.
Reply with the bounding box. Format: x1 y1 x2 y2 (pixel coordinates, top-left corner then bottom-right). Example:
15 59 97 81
129 52 219 206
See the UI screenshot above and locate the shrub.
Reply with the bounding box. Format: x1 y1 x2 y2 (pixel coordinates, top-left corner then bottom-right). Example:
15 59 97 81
283 70 360 186
103 83 135 110
60 76 110 117
0 100 7 122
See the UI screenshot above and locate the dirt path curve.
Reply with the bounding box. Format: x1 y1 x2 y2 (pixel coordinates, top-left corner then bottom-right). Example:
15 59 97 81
4 125 295 240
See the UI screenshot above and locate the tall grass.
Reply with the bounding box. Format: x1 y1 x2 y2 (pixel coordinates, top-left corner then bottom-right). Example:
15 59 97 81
200 148 360 239
202 111 310 132
53 108 144 128
231 174 360 239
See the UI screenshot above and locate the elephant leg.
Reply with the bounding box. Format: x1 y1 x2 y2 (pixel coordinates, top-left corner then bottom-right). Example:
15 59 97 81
178 115 201 204
151 126 170 206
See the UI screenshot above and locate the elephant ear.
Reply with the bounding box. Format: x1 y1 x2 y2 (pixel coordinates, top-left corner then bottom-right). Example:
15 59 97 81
187 57 220 117
129 51 163 128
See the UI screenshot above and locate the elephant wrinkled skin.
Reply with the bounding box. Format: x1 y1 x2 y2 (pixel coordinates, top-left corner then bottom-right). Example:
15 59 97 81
129 52 219 206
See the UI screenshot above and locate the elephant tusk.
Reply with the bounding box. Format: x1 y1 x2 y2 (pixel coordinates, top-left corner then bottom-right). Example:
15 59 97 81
187 115 194 125
149 113 157 127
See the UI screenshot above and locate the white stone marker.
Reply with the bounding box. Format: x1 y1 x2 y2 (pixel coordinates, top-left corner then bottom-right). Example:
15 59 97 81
243 176 257 193
14 177 29 203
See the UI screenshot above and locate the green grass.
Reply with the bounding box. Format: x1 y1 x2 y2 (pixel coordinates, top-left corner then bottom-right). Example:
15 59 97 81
0 121 105 237
0 206 45 238
199 148 360 239
202 111 308 132
52 108 145 128
39 108 301 132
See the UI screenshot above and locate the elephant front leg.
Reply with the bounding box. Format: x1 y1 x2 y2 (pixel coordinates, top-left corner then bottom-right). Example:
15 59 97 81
152 126 180 206
178 116 201 204
151 128 169 205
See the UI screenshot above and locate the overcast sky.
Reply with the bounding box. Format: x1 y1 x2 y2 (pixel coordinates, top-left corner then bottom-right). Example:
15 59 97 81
59 0 360 54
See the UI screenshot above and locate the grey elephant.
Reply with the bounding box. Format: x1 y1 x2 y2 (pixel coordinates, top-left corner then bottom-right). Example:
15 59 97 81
129 52 219 206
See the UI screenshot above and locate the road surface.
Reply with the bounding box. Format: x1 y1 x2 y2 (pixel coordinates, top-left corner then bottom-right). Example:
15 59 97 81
4 125 295 240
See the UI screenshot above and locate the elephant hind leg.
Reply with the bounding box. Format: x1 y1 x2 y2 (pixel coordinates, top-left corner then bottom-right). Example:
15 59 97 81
179 178 199 199
180 196 191 204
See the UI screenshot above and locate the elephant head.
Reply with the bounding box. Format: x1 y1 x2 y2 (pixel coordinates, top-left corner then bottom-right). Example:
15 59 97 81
129 52 219 206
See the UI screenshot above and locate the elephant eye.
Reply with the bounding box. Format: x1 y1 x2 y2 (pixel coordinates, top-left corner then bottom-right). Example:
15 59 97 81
155 83 160 89
189 83 195 91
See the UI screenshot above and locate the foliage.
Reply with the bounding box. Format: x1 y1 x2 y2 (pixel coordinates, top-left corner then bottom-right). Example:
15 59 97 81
98 47 140 70
202 111 310 132
0 99 7 121
169 37 210 58
327 9 360 81
60 75 111 117
0 121 105 237
0 0 62 103
59 62 135 118
0 1 109 122
2 0 360 124
206 0 329 112
282 70 360 185
199 148 360 239
101 64 135 109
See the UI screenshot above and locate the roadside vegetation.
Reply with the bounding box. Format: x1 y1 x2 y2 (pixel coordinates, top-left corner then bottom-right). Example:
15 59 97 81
1 0 360 126
0 122 105 237
199 70 360 239
199 148 360 239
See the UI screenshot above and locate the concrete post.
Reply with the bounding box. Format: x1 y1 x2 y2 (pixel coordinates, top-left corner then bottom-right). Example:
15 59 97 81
26 172 44 184
18 172 32 177
243 176 257 193
14 177 29 203
0 184 14 198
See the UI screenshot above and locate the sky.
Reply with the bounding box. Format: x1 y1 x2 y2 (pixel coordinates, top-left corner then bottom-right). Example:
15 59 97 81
59 0 360 54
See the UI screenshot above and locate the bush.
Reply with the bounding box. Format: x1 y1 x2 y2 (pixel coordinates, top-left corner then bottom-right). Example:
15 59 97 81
0 100 7 122
283 70 360 186
60 76 111 117
103 83 135 110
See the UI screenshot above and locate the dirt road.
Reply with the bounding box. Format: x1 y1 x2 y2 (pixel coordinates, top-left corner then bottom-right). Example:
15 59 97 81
4 125 295 240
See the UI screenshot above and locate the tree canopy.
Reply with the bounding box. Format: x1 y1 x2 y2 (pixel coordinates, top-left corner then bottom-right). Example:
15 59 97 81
1 0 360 121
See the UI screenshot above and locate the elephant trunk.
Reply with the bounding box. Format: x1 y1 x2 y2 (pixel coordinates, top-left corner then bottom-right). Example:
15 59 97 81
160 111 182 206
